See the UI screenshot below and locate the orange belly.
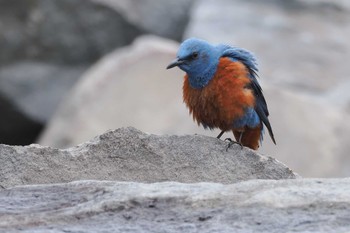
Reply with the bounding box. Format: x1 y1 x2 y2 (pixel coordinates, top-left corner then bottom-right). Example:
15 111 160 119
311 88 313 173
183 58 256 131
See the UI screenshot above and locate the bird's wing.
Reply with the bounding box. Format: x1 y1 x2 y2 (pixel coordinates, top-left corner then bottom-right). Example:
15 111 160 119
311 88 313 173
221 47 276 144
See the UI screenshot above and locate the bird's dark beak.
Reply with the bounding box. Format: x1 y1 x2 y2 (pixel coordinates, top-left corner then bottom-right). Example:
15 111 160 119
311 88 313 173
166 58 184 69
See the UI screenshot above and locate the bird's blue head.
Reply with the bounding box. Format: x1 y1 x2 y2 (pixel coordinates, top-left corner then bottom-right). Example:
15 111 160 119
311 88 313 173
167 38 221 89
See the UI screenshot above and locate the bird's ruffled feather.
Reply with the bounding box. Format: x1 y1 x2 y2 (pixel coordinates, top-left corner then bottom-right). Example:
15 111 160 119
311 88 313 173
220 46 276 144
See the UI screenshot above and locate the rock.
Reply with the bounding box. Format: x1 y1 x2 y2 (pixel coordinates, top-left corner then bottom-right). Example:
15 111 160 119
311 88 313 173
258 85 350 178
0 0 142 65
0 93 42 145
185 0 350 92
38 36 202 148
0 62 86 123
95 0 194 41
193 85 350 178
0 0 142 144
0 0 194 145
0 0 193 65
325 79 350 112
1 179 350 232
0 127 298 188
0 61 86 145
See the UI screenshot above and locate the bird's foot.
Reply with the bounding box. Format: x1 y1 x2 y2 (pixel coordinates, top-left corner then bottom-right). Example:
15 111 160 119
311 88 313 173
224 138 243 151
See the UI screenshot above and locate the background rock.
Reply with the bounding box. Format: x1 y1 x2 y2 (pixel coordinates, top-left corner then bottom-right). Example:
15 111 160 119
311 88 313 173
0 0 193 65
0 0 140 144
1 127 297 189
0 0 142 65
38 36 194 148
0 62 86 123
0 93 42 145
95 0 194 41
260 86 350 177
1 179 350 232
0 0 194 145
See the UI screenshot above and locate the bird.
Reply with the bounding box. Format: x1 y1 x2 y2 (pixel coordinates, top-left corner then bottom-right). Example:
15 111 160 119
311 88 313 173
166 38 276 150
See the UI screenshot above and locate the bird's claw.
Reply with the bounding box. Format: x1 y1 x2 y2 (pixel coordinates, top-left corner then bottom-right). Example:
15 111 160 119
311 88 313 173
224 138 243 151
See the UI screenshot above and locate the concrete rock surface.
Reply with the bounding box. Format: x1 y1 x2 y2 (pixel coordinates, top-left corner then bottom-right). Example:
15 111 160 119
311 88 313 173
1 179 350 232
0 127 298 188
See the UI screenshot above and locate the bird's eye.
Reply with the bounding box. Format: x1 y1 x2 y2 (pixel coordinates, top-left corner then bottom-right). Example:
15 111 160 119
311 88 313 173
192 52 199 59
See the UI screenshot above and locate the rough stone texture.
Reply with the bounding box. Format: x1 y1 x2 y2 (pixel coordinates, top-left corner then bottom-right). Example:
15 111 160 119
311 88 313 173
0 127 297 189
1 179 350 232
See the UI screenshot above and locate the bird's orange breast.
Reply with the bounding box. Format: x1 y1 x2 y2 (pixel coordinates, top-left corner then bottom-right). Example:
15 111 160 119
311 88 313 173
183 58 255 131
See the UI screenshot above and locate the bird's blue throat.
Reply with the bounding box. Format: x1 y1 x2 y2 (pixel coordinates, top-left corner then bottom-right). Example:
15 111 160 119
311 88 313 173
185 62 218 89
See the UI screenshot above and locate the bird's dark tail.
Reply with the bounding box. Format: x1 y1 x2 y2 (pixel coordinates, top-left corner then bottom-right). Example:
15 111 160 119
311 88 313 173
263 118 276 145
255 102 276 145
233 126 262 150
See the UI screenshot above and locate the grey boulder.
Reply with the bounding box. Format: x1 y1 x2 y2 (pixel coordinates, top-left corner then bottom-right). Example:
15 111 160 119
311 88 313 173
0 127 298 188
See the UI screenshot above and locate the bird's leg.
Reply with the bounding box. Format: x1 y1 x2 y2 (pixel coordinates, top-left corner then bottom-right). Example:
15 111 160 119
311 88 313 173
238 131 243 144
225 132 244 151
217 130 225 139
